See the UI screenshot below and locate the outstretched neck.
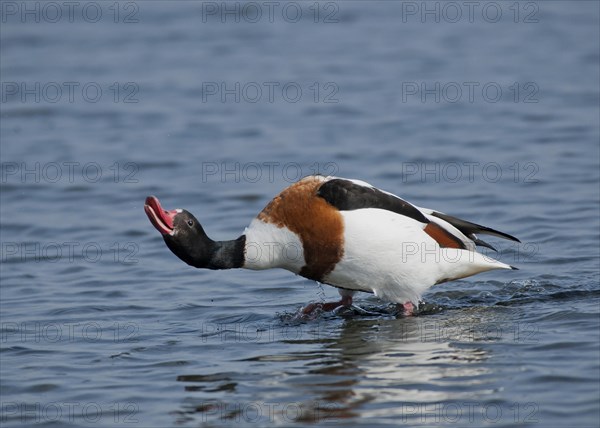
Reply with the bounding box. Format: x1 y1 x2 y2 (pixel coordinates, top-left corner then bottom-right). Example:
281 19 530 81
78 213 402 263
206 236 246 270
163 229 246 270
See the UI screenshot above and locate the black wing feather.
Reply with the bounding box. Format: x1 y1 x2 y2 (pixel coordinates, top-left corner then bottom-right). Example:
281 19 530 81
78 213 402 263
431 211 521 243
317 178 520 248
317 179 430 224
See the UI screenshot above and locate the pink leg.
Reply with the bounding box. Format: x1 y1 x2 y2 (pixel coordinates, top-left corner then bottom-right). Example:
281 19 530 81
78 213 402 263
402 301 415 316
301 294 353 316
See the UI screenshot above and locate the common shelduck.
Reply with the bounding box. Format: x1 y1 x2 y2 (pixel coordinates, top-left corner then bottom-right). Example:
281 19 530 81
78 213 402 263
144 175 520 315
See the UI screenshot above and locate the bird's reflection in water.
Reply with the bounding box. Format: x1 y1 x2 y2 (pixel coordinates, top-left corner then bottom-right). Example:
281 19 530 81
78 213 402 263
174 309 502 425
289 314 492 423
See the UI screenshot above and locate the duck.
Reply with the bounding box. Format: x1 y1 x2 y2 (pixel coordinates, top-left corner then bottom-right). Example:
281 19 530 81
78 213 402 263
144 175 520 315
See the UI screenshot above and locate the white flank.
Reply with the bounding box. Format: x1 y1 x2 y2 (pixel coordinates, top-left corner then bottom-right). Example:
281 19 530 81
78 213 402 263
242 219 305 272
325 209 512 306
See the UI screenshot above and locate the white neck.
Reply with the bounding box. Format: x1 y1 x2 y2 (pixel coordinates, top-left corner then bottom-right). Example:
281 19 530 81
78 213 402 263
242 219 305 272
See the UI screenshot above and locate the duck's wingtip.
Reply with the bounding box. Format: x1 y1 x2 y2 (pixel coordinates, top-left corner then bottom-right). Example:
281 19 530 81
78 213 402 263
510 265 519 270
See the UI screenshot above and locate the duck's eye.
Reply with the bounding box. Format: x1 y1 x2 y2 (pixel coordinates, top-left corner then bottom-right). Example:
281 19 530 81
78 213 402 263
187 219 194 227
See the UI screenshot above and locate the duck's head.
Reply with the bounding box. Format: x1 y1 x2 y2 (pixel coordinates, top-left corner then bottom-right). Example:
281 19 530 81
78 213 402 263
144 196 215 268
